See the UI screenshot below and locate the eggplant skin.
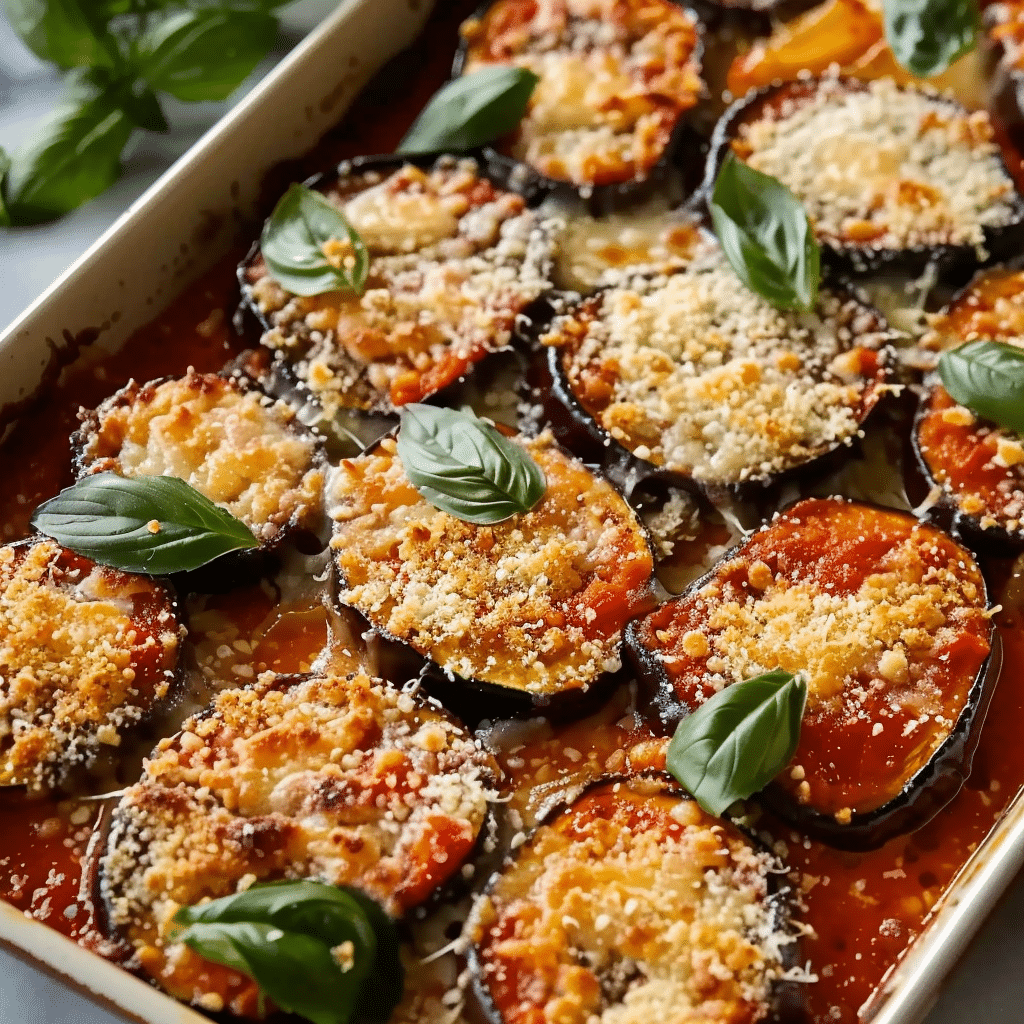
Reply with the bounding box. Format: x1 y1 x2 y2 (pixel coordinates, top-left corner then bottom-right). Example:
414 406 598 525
912 382 1024 556
535 240 896 502
454 0 705 202
467 774 804 1024
0 538 182 792
328 429 655 713
95 670 497 1019
239 153 560 417
73 369 327 554
702 76 1024 280
625 496 999 851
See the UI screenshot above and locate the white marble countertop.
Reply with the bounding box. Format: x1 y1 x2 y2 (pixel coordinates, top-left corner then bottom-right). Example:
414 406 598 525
2 7 1024 1023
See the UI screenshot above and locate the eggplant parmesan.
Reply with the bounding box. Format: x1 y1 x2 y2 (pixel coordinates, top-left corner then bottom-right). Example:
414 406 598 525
74 370 324 548
540 242 895 490
329 430 653 703
469 775 796 1024
921 264 1024 353
99 670 496 1016
0 539 181 791
457 0 703 189
243 157 559 415
628 498 996 847
709 76 1024 273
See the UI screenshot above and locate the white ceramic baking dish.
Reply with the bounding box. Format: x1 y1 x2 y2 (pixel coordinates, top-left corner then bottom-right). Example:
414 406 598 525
1 2 1023 1021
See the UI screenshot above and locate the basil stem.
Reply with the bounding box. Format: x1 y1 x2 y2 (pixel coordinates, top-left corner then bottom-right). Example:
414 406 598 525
30 473 258 574
938 341 1024 435
397 404 547 525
710 152 821 313
261 182 369 297
398 65 538 154
883 0 979 78
172 881 403 1024
666 670 807 817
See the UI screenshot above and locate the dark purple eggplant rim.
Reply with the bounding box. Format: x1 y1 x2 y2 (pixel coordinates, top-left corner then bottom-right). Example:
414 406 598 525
465 772 807 1024
450 0 708 212
533 262 900 507
88 669 501 986
0 536 188 794
909 377 1024 557
700 76 1024 283
235 150 559 417
623 497 1004 852
328 425 658 719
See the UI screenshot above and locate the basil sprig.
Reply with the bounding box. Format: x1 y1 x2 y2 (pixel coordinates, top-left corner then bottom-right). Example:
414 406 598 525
666 670 807 817
1 0 281 225
30 473 258 574
172 880 403 1024
397 405 546 525
883 0 979 78
0 148 11 228
938 341 1024 435
398 65 538 154
710 153 821 313
261 183 369 297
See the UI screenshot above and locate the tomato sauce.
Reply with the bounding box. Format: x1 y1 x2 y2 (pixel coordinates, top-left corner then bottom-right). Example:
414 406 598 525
1 2 1024 1022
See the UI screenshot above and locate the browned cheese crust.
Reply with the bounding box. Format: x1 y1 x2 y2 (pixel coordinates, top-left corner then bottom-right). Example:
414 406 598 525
329 431 654 696
470 777 789 1024
101 670 497 1015
461 0 703 187
246 158 559 414
0 540 181 790
76 370 324 545
541 243 895 485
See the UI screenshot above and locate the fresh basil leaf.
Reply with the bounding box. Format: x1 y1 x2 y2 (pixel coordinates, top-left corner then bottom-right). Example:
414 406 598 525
173 881 403 1024
30 473 258 574
3 0 118 69
666 670 807 817
710 152 821 313
0 148 11 228
5 82 134 224
398 65 538 154
176 921 365 1024
261 182 369 297
938 341 1024 435
90 68 169 132
397 404 546 525
883 0 978 78
136 8 277 102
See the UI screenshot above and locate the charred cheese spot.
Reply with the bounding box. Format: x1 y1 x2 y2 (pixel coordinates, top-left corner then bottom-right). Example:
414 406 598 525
75 370 324 546
541 243 895 486
0 540 181 791
730 77 1019 255
917 384 1024 544
460 0 703 188
329 431 653 697
469 777 792 1024
100 671 496 1012
246 158 559 415
632 498 992 823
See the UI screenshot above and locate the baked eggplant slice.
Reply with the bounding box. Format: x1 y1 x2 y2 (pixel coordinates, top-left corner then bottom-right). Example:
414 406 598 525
468 775 801 1024
705 76 1024 277
0 538 182 792
456 0 704 194
913 383 1024 553
329 430 655 712
627 497 998 849
74 370 326 551
538 239 896 497
241 155 561 417
97 670 496 1017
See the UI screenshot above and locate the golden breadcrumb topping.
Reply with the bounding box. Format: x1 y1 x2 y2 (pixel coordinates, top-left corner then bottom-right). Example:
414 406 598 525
77 370 323 544
0 540 180 790
329 431 653 696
